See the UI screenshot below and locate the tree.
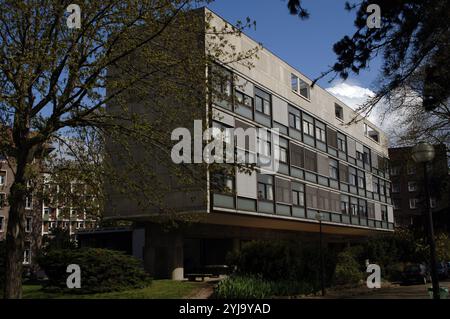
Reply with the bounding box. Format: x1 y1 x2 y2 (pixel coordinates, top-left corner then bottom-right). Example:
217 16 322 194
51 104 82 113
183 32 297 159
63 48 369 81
0 0 258 298
286 0 450 121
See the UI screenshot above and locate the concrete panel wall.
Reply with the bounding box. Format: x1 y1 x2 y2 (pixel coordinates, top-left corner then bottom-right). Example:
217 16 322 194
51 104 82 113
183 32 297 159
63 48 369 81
387 206 394 223
272 95 289 126
235 74 254 96
366 173 373 192
236 169 257 199
374 202 382 221
212 108 235 127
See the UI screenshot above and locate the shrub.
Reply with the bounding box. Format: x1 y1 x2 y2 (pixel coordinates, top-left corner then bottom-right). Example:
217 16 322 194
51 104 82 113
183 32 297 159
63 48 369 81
333 250 363 286
227 240 336 287
37 248 151 294
214 276 272 299
227 240 303 281
214 275 317 299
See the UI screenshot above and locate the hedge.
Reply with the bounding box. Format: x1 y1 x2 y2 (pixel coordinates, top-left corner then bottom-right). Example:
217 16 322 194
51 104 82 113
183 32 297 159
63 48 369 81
37 248 151 294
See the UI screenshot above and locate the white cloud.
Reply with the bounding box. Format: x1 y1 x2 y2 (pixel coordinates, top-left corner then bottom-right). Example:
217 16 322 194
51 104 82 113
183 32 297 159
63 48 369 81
326 82 378 121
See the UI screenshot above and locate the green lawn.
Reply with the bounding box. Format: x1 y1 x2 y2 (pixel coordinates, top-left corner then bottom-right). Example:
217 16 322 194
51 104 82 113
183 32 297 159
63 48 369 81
21 280 206 299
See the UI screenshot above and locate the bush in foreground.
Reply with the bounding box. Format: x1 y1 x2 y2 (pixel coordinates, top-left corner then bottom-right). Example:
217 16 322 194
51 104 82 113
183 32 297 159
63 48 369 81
333 249 363 286
37 248 151 294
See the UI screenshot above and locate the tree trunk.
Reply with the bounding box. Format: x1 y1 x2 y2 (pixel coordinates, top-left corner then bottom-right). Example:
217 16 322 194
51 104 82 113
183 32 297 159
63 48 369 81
3 157 27 299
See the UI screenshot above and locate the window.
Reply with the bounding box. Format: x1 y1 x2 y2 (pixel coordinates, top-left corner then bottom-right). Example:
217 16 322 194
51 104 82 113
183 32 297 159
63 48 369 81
292 183 305 207
0 215 4 231
0 171 5 186
278 146 288 164
25 195 32 210
291 74 310 99
326 127 338 149
302 118 314 136
274 137 288 164
257 175 273 201
349 167 357 186
381 205 388 221
289 111 301 130
341 200 349 214
379 180 386 195
364 123 379 142
350 198 358 216
335 103 344 120
0 193 5 208
257 133 271 157
304 149 317 172
393 199 401 210
390 166 400 176
25 217 32 233
337 136 346 152
23 244 31 264
358 173 365 189
408 181 418 192
329 159 339 180
235 90 253 108
275 178 292 203
211 64 232 110
356 151 364 161
407 163 416 175
211 170 234 194
290 143 304 168
358 199 367 217
291 74 298 92
255 88 271 116
409 198 419 209
392 183 400 193
339 163 349 183
315 125 326 142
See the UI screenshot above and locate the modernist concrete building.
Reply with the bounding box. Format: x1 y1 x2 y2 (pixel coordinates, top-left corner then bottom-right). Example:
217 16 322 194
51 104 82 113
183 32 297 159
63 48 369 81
389 144 449 230
105 8 394 280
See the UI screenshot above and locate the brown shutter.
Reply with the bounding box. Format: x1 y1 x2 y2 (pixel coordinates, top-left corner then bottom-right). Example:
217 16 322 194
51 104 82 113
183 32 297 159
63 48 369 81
339 163 349 183
275 178 292 204
318 189 330 211
330 192 340 212
290 142 304 168
368 202 375 219
317 154 330 176
326 127 338 149
306 185 318 208
304 149 317 172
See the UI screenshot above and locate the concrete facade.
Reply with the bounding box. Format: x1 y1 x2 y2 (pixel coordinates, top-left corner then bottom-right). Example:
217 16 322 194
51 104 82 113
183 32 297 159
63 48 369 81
105 8 394 279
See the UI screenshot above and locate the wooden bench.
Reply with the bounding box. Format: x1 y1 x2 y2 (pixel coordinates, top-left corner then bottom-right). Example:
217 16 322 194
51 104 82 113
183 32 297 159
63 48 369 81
185 273 213 282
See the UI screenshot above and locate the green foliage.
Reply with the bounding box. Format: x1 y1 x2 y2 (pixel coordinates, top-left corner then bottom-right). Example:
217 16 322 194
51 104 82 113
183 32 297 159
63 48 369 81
41 229 77 252
37 248 151 294
214 275 316 299
333 249 363 286
214 276 272 299
435 233 450 261
226 240 336 292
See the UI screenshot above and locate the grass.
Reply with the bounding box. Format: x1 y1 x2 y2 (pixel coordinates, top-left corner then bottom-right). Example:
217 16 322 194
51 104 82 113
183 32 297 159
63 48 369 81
21 280 206 299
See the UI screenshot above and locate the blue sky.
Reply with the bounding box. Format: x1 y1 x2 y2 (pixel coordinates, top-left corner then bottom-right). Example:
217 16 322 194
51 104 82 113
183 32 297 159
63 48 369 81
208 0 384 117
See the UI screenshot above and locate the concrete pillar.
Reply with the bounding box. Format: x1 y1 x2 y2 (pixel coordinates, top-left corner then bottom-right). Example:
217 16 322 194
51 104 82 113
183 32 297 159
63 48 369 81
143 223 184 280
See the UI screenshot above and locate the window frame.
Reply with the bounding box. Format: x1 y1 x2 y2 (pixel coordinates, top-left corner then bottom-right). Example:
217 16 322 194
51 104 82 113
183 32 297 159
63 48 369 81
257 175 274 202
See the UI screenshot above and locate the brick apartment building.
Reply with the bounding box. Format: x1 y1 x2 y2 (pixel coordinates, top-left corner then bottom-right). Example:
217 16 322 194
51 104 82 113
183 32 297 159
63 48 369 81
0 156 97 267
389 144 450 231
